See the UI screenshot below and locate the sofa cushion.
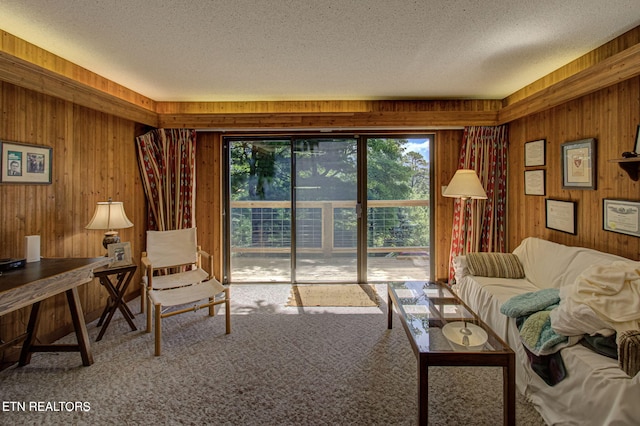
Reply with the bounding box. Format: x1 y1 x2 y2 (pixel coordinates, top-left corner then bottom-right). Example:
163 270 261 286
513 238 581 289
513 237 629 289
466 252 525 278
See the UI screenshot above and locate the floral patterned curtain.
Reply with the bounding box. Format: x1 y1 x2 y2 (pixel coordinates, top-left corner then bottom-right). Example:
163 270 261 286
448 125 509 282
135 129 197 231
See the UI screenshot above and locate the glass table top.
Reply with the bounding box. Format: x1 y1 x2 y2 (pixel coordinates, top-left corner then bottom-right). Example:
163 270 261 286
388 281 511 354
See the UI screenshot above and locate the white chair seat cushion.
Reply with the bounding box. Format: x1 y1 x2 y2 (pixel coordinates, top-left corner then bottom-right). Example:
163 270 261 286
149 279 226 307
150 268 209 290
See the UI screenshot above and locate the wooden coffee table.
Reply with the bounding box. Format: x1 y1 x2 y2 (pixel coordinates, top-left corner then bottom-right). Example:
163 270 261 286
387 281 515 425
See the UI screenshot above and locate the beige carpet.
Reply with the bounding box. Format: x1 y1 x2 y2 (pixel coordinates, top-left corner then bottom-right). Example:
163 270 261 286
286 284 379 307
0 284 546 425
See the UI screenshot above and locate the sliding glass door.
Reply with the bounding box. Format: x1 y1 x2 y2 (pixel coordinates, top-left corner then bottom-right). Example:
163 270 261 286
227 139 292 282
294 138 358 282
225 135 431 283
366 137 430 281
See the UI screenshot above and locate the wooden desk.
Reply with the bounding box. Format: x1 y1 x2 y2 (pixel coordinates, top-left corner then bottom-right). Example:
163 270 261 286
0 257 110 366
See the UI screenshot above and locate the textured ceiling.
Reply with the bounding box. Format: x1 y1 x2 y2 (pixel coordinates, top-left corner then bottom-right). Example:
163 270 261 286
1 0 639 102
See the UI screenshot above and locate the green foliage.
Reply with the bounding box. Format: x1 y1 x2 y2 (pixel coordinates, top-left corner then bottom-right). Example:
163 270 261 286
230 140 290 201
229 137 430 250
366 138 412 201
404 151 430 198
294 139 357 201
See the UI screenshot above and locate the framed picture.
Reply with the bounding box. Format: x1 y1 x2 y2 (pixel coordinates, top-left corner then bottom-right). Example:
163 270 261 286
634 125 640 154
107 242 132 267
603 199 640 238
0 141 52 184
525 139 546 167
524 170 545 196
561 138 596 190
545 199 577 235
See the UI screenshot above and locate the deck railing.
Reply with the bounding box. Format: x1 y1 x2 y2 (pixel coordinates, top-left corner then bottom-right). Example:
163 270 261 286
230 199 429 256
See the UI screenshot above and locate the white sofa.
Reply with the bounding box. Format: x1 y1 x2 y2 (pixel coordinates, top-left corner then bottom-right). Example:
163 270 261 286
453 237 640 425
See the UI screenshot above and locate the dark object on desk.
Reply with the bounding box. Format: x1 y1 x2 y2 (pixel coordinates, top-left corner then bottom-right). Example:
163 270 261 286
622 151 638 158
0 258 26 272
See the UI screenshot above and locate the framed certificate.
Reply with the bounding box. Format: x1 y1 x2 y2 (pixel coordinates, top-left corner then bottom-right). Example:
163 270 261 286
546 199 576 235
525 139 545 167
603 199 640 237
524 170 545 196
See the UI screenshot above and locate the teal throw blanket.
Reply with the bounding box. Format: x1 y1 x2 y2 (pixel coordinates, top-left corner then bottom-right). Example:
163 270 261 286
500 287 560 318
500 288 567 355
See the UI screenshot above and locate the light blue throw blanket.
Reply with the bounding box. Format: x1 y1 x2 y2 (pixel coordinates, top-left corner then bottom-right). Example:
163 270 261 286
500 288 568 355
500 288 559 317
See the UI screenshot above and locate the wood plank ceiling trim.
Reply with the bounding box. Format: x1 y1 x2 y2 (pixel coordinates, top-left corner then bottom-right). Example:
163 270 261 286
0 31 158 127
157 110 501 129
498 41 640 124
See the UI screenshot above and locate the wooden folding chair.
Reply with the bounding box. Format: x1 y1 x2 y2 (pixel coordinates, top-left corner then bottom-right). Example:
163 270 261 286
141 228 230 355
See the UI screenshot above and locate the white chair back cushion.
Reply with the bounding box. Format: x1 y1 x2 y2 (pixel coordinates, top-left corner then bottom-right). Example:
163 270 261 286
146 228 198 268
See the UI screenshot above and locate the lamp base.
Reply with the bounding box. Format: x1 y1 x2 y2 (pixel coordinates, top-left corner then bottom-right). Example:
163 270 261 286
102 231 121 249
460 322 472 346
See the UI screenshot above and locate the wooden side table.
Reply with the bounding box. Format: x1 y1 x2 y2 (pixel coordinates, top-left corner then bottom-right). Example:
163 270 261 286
93 263 138 341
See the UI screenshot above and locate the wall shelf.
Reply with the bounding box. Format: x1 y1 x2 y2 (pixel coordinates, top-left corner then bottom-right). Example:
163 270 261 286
609 158 640 181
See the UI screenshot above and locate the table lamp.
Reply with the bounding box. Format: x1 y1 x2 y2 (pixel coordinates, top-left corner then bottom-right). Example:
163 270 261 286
86 198 133 249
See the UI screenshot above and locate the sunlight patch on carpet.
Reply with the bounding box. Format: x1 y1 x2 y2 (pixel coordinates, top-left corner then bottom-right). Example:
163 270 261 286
286 284 379 307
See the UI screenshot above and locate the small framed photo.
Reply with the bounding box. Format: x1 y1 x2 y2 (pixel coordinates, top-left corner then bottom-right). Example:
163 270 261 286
525 139 546 167
107 242 132 267
524 170 545 196
0 141 52 184
603 199 640 238
634 125 640 154
561 138 596 190
546 199 577 235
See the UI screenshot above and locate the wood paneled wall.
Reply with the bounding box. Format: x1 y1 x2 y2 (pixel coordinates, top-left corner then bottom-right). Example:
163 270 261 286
195 132 224 280
0 82 147 366
433 130 463 280
507 76 640 259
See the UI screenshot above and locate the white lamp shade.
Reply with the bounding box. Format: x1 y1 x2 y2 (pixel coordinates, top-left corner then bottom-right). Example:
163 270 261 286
443 169 488 200
86 201 134 230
